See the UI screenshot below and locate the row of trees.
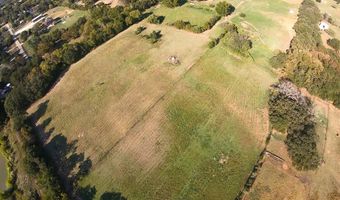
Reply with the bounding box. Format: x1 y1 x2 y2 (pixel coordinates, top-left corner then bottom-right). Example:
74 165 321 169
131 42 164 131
269 80 320 170
270 0 340 108
170 15 221 33
162 0 186 8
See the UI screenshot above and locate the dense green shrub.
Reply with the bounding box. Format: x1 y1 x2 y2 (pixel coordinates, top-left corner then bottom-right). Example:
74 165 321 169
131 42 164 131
170 15 220 33
327 38 340 51
147 14 165 24
269 51 287 69
162 0 186 8
144 30 162 43
215 1 235 16
208 38 219 48
221 24 252 56
135 26 147 35
268 80 320 170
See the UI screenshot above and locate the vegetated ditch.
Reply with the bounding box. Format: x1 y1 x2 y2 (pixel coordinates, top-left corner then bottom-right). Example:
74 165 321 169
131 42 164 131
234 131 272 200
0 154 7 191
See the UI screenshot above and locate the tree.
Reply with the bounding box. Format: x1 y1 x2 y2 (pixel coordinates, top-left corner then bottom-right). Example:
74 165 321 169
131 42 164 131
215 2 235 16
162 0 186 8
147 14 164 24
20 31 29 42
145 30 162 43
327 38 340 51
268 80 320 170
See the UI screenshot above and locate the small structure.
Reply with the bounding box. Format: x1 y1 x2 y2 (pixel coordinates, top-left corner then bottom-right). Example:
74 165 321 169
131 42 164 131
319 21 329 31
0 83 12 99
168 56 180 65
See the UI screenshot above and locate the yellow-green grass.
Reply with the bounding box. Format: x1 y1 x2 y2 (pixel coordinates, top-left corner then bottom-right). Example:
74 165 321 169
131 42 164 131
152 3 217 26
48 7 88 30
231 0 301 51
27 0 304 198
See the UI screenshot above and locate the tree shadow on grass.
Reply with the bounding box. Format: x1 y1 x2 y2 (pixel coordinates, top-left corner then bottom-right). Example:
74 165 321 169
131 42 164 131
99 191 127 200
30 101 127 200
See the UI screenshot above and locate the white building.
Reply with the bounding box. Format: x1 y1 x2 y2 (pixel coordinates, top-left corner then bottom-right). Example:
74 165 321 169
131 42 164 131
319 21 329 31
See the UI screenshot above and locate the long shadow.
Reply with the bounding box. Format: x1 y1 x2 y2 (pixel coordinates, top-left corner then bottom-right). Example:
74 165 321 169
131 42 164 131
30 101 127 200
100 191 127 200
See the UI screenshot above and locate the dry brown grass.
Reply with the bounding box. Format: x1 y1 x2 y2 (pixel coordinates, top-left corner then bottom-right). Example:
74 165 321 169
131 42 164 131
251 91 340 200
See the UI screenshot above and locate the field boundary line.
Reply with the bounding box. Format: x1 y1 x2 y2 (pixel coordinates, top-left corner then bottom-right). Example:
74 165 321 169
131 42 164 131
93 50 207 169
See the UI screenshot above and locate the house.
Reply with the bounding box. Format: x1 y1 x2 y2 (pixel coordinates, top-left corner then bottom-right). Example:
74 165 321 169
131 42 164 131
319 21 329 31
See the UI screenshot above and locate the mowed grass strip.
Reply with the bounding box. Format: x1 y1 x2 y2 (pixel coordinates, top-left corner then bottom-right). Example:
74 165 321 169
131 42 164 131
153 3 216 26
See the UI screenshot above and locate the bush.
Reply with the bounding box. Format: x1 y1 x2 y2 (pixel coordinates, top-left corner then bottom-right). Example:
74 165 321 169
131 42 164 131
221 24 252 56
269 51 287 69
215 1 235 16
240 13 246 18
327 38 340 51
162 0 186 8
170 15 220 33
208 38 219 48
147 14 165 24
135 26 147 35
144 30 162 43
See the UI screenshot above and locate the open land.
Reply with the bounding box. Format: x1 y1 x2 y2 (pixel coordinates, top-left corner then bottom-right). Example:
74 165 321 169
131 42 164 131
246 91 340 200
28 0 306 199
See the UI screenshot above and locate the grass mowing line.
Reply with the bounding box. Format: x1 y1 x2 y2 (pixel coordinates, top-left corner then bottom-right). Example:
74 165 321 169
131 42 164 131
91 40 209 171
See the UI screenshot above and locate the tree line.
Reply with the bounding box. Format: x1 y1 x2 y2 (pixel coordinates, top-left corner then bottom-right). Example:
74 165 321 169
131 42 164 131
269 79 320 170
270 0 340 108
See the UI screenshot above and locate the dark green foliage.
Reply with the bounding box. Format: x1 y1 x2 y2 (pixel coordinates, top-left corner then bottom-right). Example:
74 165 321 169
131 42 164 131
286 121 320 170
291 0 322 50
144 30 162 43
268 80 312 132
268 80 320 170
240 13 246 18
272 0 340 108
147 14 165 24
269 51 287 69
19 31 29 42
208 28 227 48
208 38 219 48
215 1 235 16
327 38 340 51
170 15 221 33
162 0 186 8
0 28 14 51
221 24 252 56
135 26 147 35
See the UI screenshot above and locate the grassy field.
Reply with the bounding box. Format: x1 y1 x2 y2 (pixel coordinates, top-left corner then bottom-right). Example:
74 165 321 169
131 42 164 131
152 3 217 26
27 0 303 199
46 6 88 30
